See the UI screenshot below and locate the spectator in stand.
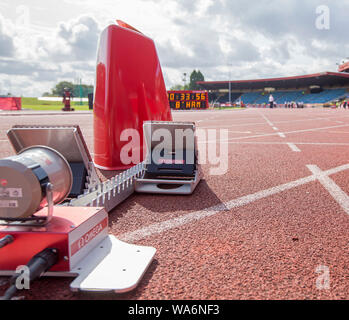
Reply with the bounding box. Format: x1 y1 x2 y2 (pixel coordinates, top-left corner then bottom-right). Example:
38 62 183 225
269 94 274 108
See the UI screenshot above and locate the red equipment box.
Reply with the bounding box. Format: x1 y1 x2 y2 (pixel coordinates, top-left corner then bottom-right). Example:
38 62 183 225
0 207 108 273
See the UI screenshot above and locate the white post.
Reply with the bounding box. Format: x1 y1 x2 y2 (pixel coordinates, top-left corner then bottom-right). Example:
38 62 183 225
228 63 232 104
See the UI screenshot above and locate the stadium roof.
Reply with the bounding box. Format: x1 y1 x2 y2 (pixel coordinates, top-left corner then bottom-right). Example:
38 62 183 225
197 72 349 91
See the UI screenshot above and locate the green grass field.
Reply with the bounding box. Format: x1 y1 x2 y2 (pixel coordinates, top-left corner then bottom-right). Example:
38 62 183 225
21 97 90 111
20 98 247 111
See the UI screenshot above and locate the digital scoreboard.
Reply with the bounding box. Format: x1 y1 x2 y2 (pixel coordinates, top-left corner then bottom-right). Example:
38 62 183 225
167 90 209 110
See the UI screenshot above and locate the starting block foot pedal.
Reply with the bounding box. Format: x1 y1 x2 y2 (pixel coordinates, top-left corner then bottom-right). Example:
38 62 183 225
70 235 156 293
135 121 201 195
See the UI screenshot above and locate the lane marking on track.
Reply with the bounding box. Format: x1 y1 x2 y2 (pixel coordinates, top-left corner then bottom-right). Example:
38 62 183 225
198 114 349 129
224 141 349 146
328 131 349 134
200 124 349 144
228 130 252 134
0 113 92 118
278 132 286 138
260 113 274 127
307 165 349 215
199 117 342 129
120 163 349 242
287 143 301 152
272 127 278 131
200 123 266 129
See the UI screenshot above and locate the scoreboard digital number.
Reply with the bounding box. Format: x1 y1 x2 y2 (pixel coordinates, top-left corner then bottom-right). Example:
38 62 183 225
168 90 209 110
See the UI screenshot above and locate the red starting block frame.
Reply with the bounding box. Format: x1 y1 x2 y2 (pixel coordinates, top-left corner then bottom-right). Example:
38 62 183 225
0 206 156 293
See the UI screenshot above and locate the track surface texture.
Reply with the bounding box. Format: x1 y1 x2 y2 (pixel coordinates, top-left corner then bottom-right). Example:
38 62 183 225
1 107 349 300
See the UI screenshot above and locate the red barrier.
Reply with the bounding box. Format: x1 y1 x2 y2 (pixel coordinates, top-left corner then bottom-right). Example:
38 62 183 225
0 97 21 110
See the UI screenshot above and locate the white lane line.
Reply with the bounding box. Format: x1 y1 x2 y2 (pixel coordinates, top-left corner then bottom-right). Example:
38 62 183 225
120 163 349 242
260 112 288 139
243 123 349 140
199 117 338 129
200 123 266 129
200 123 349 144
0 113 93 118
224 141 349 146
260 113 274 126
307 165 349 215
329 131 349 134
197 115 349 130
228 130 252 134
287 143 301 152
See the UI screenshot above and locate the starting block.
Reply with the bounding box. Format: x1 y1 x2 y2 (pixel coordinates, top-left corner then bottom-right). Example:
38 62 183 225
135 121 201 195
0 125 155 297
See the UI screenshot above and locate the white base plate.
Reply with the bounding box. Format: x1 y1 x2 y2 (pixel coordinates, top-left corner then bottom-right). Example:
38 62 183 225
70 235 156 293
135 169 201 195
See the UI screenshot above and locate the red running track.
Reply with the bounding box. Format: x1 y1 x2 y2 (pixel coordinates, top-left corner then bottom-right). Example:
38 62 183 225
1 107 349 300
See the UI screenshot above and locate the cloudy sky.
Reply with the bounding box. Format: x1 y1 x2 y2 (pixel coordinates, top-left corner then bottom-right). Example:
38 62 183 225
0 0 348 96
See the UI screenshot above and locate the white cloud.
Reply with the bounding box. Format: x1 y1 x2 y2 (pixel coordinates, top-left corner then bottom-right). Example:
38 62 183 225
56 15 101 60
0 11 100 96
0 14 15 57
0 0 348 96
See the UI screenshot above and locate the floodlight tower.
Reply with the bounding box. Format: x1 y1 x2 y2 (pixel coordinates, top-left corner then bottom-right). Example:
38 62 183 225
228 63 232 104
182 72 187 89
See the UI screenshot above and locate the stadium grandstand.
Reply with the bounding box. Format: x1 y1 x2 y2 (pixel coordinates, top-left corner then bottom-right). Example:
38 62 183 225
198 68 349 107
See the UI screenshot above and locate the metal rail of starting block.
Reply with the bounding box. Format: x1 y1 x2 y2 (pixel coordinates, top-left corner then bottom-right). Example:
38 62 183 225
66 162 145 211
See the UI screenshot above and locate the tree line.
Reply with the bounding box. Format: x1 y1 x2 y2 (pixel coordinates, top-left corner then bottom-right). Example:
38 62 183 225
43 70 204 97
170 70 205 91
43 81 94 98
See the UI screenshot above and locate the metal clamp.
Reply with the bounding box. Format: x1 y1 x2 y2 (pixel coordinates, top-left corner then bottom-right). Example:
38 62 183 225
0 183 54 227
